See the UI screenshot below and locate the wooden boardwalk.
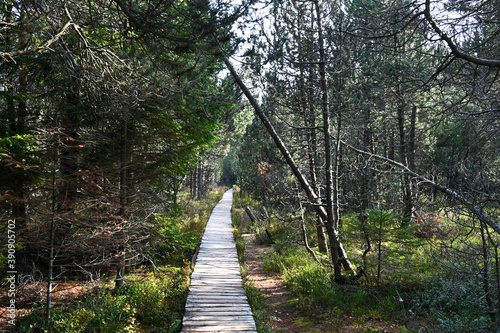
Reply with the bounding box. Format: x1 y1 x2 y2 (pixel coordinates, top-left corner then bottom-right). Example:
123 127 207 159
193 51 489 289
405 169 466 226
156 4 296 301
181 189 257 333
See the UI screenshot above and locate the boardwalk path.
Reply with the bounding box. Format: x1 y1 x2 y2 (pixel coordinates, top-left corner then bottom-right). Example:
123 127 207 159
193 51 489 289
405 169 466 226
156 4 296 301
181 189 257 333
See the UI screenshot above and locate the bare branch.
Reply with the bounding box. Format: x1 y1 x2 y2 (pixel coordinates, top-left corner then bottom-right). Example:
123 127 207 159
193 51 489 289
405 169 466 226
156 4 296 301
0 8 56 28
0 20 73 61
341 139 500 235
424 0 500 68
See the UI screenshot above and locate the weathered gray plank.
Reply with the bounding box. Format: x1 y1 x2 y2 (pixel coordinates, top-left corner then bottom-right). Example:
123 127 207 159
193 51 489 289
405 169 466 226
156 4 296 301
183 320 255 326
183 328 256 332
182 324 256 332
183 316 254 320
184 308 253 315
181 189 257 333
186 296 249 300
186 290 247 296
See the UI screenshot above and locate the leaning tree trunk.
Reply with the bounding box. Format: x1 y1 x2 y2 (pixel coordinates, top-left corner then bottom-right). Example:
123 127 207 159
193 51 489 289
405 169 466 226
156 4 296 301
223 56 352 282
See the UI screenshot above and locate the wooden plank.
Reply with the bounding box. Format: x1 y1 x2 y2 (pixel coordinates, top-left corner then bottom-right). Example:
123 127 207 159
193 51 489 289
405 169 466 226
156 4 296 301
185 306 251 311
184 308 253 315
191 270 241 274
185 300 247 305
190 277 243 282
190 278 242 282
191 268 241 273
183 315 254 320
186 295 249 301
187 285 245 290
191 269 241 274
182 323 256 331
186 290 247 295
183 320 255 326
183 328 256 332
186 289 247 294
181 189 256 333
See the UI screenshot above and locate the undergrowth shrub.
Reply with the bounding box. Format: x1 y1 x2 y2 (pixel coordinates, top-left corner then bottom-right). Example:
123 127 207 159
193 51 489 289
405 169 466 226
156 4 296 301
233 227 247 263
232 209 246 229
263 246 415 321
283 263 334 307
244 282 274 333
263 247 334 307
118 267 190 327
149 215 200 265
53 293 138 332
232 191 260 214
412 276 492 331
21 288 139 333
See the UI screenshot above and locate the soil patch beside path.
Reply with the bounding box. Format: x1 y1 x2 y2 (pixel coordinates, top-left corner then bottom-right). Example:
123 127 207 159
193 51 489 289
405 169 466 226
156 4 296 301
241 234 411 332
242 234 329 333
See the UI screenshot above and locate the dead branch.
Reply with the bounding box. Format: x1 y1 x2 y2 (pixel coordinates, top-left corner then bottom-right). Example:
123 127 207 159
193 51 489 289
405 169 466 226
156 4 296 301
0 20 73 61
341 139 500 235
423 0 500 68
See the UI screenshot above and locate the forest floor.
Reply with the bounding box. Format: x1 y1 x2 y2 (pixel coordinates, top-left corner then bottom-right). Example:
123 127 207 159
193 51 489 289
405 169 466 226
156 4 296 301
0 277 94 331
242 234 414 332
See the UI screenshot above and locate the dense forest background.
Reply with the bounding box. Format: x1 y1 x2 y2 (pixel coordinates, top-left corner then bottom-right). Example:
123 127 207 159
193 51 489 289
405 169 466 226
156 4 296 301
1 0 499 331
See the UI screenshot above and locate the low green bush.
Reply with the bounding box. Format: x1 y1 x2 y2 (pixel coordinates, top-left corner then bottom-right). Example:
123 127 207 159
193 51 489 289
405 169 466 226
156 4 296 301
283 262 334 307
244 282 275 333
263 248 311 274
412 276 492 331
232 191 260 214
149 214 200 265
54 293 138 332
21 289 139 333
119 268 189 327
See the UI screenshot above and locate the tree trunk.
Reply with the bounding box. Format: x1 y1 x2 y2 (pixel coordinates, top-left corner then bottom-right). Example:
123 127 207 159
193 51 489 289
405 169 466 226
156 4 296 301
223 56 352 282
306 59 328 253
56 41 83 241
197 162 204 199
192 164 199 200
480 221 496 324
313 0 353 278
8 5 28 231
47 129 59 323
191 162 204 200
359 106 373 266
245 206 258 223
408 105 417 172
115 110 129 291
397 103 413 225
296 1 328 254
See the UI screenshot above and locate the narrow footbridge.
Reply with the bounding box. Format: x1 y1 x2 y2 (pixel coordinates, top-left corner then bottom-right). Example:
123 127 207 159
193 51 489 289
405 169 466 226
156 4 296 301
181 189 257 333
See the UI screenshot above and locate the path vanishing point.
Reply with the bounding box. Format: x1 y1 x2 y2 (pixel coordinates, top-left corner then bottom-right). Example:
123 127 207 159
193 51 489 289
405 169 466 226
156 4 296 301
181 189 258 333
